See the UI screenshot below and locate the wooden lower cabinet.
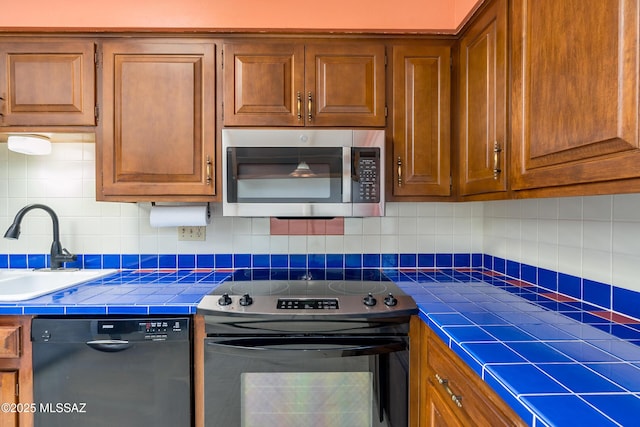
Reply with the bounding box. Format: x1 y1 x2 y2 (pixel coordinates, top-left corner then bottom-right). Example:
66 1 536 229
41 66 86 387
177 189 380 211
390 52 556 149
410 317 525 427
424 381 466 427
0 317 32 427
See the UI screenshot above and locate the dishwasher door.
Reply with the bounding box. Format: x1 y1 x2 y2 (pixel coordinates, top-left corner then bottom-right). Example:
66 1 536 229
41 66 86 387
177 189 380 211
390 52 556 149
31 317 191 427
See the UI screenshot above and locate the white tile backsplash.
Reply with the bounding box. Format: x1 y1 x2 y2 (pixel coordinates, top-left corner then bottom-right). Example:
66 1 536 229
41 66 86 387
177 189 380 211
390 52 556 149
4 142 640 293
483 196 640 293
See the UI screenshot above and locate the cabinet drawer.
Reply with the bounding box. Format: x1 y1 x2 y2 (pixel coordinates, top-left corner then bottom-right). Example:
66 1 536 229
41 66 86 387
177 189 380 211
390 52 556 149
426 335 523 427
0 326 20 358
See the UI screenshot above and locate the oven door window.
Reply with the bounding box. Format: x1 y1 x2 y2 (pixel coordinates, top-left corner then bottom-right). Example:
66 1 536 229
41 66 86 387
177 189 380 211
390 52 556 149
204 336 407 427
227 147 343 203
242 371 372 427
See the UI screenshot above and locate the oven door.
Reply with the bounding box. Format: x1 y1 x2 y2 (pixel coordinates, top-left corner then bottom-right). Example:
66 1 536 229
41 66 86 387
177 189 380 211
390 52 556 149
203 335 409 427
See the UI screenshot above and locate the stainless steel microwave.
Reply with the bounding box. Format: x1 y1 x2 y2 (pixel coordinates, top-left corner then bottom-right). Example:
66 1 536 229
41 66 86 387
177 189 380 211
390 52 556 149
222 129 385 217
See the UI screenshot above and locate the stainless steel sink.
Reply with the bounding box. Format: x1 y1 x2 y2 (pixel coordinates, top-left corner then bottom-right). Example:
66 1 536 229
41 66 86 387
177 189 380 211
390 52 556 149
0 269 118 301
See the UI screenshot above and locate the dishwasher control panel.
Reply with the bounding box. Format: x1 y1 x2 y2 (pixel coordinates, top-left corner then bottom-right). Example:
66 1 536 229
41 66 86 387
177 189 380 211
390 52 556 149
31 317 190 343
138 319 187 341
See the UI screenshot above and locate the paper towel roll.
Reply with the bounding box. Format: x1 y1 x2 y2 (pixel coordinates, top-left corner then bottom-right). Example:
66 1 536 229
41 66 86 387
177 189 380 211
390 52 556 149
149 205 210 227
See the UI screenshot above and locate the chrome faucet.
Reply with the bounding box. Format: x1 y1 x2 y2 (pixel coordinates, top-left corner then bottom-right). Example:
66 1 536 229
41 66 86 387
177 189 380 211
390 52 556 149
4 204 77 270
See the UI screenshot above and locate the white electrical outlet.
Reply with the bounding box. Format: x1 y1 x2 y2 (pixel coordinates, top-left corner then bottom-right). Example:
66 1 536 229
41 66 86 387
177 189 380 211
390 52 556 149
178 226 206 241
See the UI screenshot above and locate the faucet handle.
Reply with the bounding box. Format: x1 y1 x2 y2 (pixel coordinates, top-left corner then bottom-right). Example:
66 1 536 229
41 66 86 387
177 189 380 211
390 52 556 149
61 248 77 261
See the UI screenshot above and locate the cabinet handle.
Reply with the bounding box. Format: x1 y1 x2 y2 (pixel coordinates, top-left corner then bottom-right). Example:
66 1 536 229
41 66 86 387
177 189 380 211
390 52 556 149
307 92 313 122
397 156 403 187
205 155 212 185
435 373 463 408
296 91 302 121
493 141 502 180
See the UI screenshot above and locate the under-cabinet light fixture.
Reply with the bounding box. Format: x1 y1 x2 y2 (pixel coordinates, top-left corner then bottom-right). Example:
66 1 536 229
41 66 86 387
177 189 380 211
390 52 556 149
7 134 52 155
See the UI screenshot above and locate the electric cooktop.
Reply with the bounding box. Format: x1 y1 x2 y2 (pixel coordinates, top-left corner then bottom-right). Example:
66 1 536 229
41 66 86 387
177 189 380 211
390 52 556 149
197 268 417 318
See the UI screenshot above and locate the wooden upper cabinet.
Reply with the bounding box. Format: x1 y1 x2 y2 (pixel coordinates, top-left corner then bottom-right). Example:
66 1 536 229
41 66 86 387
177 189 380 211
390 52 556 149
98 40 216 201
458 0 508 196
223 42 304 126
391 43 451 197
511 0 640 190
0 39 96 127
305 43 385 126
223 40 385 127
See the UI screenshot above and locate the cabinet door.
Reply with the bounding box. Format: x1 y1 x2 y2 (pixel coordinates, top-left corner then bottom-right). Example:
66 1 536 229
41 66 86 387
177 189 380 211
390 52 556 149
99 40 216 200
305 43 386 127
511 0 640 190
458 0 508 196
0 371 18 427
424 325 527 427
223 42 304 126
392 43 451 197
0 317 32 427
423 381 466 427
0 40 96 127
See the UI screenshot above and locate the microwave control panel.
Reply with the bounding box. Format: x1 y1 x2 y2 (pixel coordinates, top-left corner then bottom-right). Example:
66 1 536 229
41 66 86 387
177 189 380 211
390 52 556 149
352 148 380 203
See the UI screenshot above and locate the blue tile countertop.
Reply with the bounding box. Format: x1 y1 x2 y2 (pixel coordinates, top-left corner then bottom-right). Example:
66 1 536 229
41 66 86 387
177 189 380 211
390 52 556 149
386 268 640 427
1 266 639 426
0 269 235 316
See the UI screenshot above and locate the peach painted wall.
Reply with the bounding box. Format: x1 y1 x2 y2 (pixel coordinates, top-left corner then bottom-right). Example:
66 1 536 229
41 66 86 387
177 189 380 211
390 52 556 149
0 0 479 31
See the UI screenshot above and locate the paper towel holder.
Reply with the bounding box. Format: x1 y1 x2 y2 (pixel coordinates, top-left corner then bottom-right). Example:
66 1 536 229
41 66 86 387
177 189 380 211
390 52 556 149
151 202 211 221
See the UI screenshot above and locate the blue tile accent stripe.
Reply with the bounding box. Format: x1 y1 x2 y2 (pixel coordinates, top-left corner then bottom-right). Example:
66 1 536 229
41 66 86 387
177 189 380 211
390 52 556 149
0 252 637 321
0 252 477 271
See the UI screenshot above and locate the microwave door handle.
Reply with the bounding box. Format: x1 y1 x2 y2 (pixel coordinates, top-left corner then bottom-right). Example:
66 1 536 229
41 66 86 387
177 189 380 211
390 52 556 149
230 149 238 180
343 147 352 203
352 149 361 183
205 339 406 359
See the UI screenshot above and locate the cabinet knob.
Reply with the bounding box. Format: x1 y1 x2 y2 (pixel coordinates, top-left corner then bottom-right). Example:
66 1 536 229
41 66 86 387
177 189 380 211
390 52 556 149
307 92 313 123
296 91 302 121
397 156 403 187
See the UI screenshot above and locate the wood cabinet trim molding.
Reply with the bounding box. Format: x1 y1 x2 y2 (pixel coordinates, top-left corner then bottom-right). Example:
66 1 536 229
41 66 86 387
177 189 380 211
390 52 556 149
0 326 21 359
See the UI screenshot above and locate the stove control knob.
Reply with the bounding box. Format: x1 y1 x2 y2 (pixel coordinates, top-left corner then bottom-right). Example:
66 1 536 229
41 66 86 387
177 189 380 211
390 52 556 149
218 293 232 306
384 293 398 307
363 293 377 307
239 294 253 306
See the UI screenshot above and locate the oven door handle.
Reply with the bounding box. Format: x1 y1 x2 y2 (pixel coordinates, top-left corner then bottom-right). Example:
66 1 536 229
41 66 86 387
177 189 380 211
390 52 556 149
205 337 406 359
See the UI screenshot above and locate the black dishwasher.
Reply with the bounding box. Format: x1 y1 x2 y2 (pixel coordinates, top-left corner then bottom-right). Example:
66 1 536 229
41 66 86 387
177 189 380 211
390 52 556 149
31 317 191 427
